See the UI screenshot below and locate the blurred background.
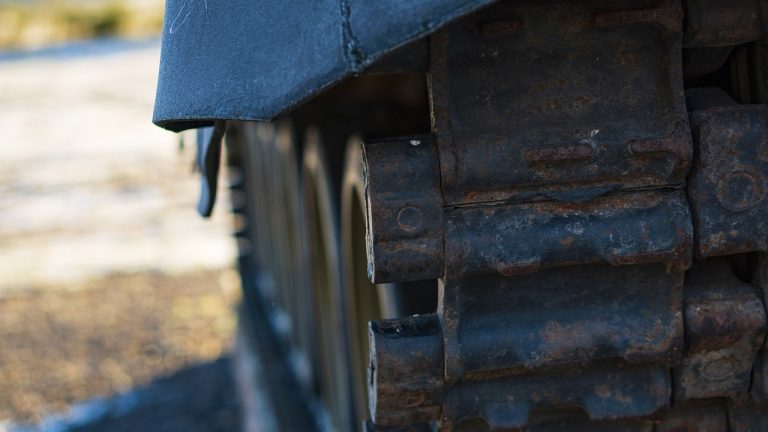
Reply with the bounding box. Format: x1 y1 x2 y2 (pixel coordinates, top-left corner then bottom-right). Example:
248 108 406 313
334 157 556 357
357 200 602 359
0 0 242 430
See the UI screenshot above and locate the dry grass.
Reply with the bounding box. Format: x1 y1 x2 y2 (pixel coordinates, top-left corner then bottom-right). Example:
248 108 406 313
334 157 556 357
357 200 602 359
0 269 240 422
0 0 164 50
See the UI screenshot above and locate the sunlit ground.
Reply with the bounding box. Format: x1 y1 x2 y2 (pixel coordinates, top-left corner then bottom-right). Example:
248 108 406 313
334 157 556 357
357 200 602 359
0 34 240 426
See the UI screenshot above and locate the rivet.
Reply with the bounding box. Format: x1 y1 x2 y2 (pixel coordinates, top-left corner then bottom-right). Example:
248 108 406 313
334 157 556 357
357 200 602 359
715 169 765 212
701 358 736 380
397 206 423 232
402 393 426 408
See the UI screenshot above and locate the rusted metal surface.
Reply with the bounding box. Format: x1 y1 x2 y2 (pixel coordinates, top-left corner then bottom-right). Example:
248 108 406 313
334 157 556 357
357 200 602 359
749 254 768 406
442 361 669 430
429 0 690 206
683 0 768 48
367 266 683 426
656 400 728 432
443 192 691 277
688 104 768 257
362 2 695 429
368 315 443 426
728 400 768 431
753 351 768 405
361 136 443 284
674 259 767 400
440 264 683 378
362 139 692 281
528 412 653 432
367 267 682 427
360 0 768 429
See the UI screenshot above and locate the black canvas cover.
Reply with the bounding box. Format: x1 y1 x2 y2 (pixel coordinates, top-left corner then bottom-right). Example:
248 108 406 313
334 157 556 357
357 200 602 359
152 0 495 131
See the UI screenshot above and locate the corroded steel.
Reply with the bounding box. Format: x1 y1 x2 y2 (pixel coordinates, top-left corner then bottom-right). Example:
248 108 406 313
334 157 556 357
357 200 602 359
440 361 669 429
688 104 768 257
440 264 683 378
442 193 691 277
362 138 693 281
674 259 766 400
749 254 768 406
729 400 768 431
365 1 695 429
428 0 690 206
361 136 443 284
368 315 443 425
362 1 768 430
366 266 685 427
656 400 728 432
527 413 653 432
684 0 768 48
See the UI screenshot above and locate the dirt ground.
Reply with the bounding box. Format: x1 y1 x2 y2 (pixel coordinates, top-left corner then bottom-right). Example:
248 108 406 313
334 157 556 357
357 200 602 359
0 270 239 423
0 40 241 426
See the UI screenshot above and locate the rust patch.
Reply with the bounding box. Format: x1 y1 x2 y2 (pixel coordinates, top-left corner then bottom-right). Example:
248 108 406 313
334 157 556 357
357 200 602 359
524 144 594 164
593 0 682 32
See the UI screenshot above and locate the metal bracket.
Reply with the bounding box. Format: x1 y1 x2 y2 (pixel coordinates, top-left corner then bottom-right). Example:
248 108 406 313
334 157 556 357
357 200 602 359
196 121 227 218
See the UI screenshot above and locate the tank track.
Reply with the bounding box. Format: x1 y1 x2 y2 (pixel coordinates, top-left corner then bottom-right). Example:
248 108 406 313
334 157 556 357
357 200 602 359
227 0 768 430
364 1 768 430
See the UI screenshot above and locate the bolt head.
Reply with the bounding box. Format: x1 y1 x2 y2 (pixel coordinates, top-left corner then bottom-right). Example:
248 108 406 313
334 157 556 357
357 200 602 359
716 169 765 212
701 358 736 380
397 206 423 232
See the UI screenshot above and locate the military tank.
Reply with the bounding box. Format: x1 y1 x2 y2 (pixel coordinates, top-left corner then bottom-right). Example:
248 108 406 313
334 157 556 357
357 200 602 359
153 1 768 430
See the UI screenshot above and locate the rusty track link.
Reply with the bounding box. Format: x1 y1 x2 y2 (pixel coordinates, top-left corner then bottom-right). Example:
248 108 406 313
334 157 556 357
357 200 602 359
362 0 768 430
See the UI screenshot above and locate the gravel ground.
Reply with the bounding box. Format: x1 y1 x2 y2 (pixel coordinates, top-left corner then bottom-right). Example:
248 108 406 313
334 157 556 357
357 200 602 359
0 39 242 429
0 270 239 424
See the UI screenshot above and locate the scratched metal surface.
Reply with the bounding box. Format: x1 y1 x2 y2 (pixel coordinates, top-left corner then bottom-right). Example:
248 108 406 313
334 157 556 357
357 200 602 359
359 1 768 429
152 0 496 132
